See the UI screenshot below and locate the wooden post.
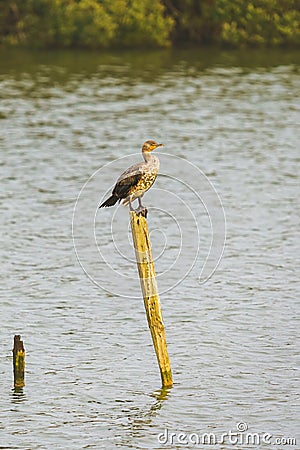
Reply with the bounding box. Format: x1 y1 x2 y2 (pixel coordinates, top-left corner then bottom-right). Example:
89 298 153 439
130 211 173 388
13 335 25 388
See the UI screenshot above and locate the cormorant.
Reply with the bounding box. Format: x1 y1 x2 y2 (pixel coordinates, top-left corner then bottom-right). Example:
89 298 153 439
99 140 163 216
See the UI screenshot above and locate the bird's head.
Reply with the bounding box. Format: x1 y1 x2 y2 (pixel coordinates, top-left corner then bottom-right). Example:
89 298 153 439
142 140 164 152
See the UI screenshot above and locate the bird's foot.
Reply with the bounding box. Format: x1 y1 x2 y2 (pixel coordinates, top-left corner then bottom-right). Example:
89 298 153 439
135 206 148 218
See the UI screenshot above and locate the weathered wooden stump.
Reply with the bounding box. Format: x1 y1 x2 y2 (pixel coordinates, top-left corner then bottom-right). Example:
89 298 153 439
130 211 172 388
13 335 25 388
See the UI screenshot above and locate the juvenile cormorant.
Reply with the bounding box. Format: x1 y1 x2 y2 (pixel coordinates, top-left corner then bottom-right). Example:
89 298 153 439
99 140 164 216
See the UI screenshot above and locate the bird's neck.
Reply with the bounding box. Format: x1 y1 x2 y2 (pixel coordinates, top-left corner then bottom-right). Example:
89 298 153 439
142 151 156 164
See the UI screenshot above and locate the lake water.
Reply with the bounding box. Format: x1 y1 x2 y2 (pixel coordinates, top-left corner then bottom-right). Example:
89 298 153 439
0 48 299 449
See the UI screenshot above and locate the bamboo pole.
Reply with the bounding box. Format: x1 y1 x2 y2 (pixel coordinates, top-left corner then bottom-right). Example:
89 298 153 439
130 211 173 388
13 335 25 388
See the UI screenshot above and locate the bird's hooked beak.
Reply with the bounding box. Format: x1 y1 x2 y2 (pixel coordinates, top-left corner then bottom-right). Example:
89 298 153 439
144 141 164 152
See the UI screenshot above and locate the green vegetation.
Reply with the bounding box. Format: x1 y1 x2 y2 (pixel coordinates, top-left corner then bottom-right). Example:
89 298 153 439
164 0 300 46
216 0 300 46
0 0 173 48
1 0 300 48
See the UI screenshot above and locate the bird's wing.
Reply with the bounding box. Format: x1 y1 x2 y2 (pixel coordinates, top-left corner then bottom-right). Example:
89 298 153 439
112 163 145 199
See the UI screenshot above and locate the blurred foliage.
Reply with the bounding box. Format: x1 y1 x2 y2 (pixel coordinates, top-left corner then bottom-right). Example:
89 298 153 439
0 0 173 48
163 0 300 46
216 0 300 46
163 0 219 44
1 0 300 48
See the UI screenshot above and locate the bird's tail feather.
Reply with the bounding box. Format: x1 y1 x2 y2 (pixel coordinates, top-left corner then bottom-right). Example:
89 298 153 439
99 195 118 208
